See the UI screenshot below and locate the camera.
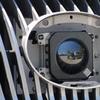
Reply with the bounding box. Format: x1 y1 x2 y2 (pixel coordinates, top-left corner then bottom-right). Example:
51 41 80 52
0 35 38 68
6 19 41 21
22 12 100 85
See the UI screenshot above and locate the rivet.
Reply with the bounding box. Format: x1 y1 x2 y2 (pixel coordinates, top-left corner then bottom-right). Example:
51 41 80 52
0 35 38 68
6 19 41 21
42 20 49 26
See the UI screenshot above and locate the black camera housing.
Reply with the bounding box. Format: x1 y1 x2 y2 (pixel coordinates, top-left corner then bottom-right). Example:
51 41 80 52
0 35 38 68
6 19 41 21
49 31 93 81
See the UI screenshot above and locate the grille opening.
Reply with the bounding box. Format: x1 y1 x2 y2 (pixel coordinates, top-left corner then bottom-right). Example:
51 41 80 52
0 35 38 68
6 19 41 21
1 0 18 20
65 89 73 100
1 0 25 29
89 89 96 100
44 0 60 12
30 94 37 100
71 84 78 87
77 90 84 100
86 0 100 15
18 95 25 100
42 93 48 100
59 0 74 11
15 0 33 18
53 86 60 100
0 15 12 50
30 0 46 16
15 0 33 24
73 0 88 12
7 52 18 79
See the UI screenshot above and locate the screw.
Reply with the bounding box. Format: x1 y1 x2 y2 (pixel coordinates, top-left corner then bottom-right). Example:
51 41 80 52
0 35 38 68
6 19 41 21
96 72 99 75
95 35 99 39
89 34 94 39
94 54 100 58
40 72 45 77
42 20 49 26
38 35 44 40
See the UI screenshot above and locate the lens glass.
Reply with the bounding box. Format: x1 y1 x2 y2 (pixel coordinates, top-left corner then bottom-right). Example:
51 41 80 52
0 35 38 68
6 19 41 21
56 39 88 74
57 40 84 65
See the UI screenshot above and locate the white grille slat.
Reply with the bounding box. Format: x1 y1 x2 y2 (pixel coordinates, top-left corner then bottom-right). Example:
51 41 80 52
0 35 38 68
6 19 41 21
48 83 55 100
84 89 90 100
96 88 100 100
31 6 40 20
0 35 18 100
0 84 5 100
0 4 31 100
34 72 43 100
73 89 78 100
88 5 94 14
60 88 67 100
74 4 80 12
45 4 53 14
59 4 66 12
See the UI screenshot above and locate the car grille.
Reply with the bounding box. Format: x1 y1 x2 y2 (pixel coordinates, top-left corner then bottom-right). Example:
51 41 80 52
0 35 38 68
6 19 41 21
0 0 100 100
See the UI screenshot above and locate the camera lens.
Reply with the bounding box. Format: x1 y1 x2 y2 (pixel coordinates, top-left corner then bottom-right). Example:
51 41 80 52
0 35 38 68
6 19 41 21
57 40 84 65
56 39 88 74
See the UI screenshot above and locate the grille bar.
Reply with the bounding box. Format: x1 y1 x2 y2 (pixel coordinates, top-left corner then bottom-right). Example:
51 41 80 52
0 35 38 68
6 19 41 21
0 3 30 99
72 89 78 100
60 88 66 100
84 89 89 100
59 3 66 12
0 84 5 100
87 5 94 14
45 4 52 14
0 35 18 100
34 73 43 100
47 83 55 100
96 88 100 100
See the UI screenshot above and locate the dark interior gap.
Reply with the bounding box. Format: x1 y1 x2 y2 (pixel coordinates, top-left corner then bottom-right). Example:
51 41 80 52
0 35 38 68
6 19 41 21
44 0 60 12
0 12 12 50
30 0 46 16
86 0 100 15
59 0 74 11
73 0 88 12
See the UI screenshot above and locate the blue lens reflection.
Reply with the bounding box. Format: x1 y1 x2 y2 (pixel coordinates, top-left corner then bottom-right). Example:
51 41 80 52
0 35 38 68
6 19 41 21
57 41 84 65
